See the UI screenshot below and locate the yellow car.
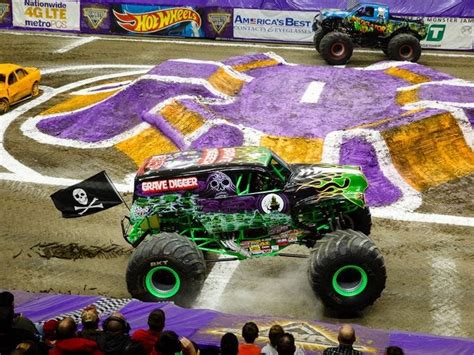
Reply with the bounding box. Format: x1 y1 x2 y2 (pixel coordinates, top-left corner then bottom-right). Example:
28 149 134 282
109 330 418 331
0 64 41 114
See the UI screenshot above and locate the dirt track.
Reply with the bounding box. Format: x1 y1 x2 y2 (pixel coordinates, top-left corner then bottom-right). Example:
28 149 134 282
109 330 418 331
0 30 473 338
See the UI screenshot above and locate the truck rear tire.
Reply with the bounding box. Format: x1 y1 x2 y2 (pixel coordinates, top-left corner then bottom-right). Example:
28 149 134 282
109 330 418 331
320 32 354 65
387 33 421 62
126 232 207 306
308 229 386 311
313 28 325 53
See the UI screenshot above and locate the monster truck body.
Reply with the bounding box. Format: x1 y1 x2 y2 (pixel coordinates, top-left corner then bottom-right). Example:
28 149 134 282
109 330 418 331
312 1 428 64
123 146 385 311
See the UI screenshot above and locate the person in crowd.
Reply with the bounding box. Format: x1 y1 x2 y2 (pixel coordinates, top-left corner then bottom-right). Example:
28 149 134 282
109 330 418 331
0 291 39 336
276 333 296 355
220 332 238 355
98 313 133 355
131 308 165 354
238 321 260 355
123 340 148 355
78 305 103 343
385 346 404 355
154 330 183 355
262 325 304 355
322 324 362 355
0 305 37 354
261 324 284 355
152 329 197 355
49 316 102 355
41 319 59 350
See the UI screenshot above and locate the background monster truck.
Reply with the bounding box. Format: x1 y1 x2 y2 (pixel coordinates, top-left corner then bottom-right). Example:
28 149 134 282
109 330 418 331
123 147 386 311
313 2 428 64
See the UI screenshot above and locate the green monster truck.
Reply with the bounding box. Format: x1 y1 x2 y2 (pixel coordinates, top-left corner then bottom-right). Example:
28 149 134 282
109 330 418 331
122 146 386 311
312 1 428 65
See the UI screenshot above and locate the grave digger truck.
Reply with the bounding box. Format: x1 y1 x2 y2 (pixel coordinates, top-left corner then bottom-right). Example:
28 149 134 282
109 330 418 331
122 146 386 311
313 1 428 65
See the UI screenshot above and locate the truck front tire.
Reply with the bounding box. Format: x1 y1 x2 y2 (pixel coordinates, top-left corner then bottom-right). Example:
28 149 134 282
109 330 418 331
308 229 386 311
126 232 207 306
313 28 325 53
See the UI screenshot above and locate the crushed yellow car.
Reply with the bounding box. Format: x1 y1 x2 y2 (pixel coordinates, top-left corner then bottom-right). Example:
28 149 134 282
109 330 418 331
0 64 41 114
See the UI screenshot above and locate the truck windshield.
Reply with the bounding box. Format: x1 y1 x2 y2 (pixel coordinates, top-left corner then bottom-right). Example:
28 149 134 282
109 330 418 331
0 74 5 84
270 154 291 182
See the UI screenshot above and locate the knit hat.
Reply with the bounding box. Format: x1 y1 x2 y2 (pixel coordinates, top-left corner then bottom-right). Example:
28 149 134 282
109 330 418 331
81 306 99 324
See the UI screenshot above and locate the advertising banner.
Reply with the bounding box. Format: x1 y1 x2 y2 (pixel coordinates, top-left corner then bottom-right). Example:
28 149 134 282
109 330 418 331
0 0 12 27
81 2 110 33
421 17 473 50
111 4 205 38
233 9 316 42
12 0 80 31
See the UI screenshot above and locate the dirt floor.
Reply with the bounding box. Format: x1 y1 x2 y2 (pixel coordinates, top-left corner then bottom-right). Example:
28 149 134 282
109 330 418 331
0 30 473 339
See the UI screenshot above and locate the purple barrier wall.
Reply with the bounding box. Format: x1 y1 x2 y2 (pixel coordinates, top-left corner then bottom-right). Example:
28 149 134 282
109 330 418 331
10 290 474 355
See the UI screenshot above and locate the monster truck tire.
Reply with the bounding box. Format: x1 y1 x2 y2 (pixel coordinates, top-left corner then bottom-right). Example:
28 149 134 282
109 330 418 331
320 32 354 65
0 98 9 115
126 232 207 306
387 33 421 62
343 207 372 236
308 229 386 311
313 28 325 53
31 81 40 97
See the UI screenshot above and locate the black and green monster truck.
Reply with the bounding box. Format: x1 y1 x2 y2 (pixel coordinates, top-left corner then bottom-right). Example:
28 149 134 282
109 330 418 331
122 146 386 311
312 1 428 65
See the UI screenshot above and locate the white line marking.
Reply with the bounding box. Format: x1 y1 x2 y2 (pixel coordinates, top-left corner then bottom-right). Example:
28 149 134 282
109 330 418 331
301 81 326 103
55 36 98 54
372 208 474 227
171 58 253 82
192 257 240 309
2 30 474 58
42 64 153 75
430 257 462 336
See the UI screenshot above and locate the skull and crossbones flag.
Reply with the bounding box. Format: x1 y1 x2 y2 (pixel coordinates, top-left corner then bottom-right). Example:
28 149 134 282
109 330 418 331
50 171 123 218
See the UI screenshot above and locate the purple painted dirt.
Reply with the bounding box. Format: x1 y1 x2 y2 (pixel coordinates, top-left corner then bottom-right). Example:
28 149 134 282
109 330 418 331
190 124 244 149
419 84 474 104
148 60 218 79
339 137 402 206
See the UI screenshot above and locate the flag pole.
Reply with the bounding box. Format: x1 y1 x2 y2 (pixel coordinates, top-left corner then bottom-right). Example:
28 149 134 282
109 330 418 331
104 171 131 211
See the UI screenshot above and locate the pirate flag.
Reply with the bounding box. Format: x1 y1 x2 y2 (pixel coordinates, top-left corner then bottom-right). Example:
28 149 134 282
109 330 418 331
51 171 123 218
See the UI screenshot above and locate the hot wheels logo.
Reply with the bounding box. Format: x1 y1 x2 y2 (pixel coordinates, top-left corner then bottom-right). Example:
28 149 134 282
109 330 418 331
113 7 201 33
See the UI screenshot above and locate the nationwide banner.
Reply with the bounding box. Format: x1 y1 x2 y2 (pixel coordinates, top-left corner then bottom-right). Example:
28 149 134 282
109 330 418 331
111 4 204 38
12 0 80 31
233 9 316 42
421 17 473 50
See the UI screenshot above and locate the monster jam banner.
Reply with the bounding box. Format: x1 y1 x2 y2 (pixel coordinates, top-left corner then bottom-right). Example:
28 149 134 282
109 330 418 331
421 17 473 50
50 171 123 218
12 0 79 31
0 0 12 27
233 9 316 42
8 290 474 354
80 2 110 33
111 4 204 38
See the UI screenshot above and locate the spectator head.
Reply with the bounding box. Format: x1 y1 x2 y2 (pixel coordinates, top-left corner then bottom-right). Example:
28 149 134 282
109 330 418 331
155 330 183 355
276 333 296 355
0 291 14 308
81 305 99 329
56 317 77 340
385 346 404 355
0 306 14 332
220 332 238 355
103 314 131 334
42 319 59 341
148 308 165 332
268 324 284 347
337 324 356 346
242 321 259 344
